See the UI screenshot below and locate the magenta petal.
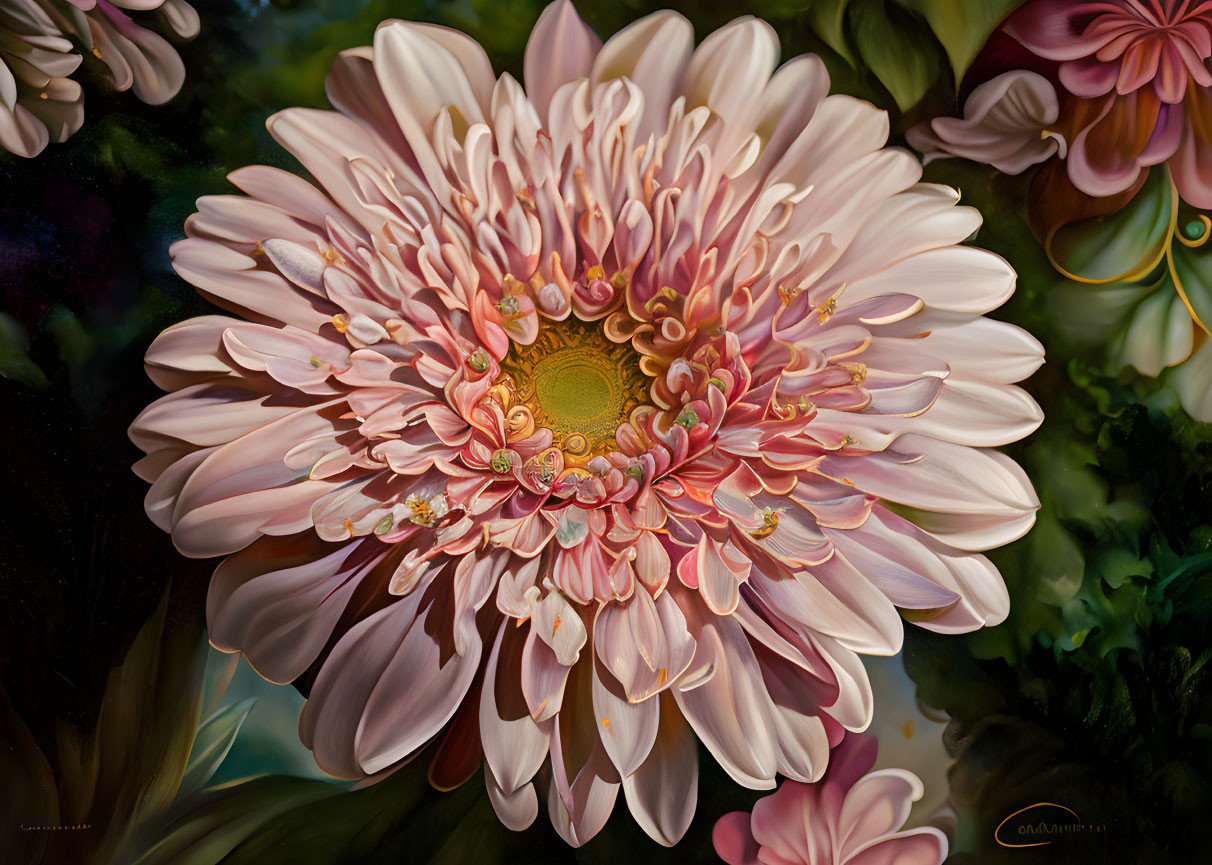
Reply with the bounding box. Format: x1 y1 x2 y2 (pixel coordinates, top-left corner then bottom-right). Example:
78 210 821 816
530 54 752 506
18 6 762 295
1059 54 1120 97
1172 99 1212 208
1004 0 1120 61
712 811 760 865
823 732 879 789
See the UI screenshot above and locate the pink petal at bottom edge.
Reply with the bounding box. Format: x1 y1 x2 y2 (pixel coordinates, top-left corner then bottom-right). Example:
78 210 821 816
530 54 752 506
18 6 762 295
713 811 760 865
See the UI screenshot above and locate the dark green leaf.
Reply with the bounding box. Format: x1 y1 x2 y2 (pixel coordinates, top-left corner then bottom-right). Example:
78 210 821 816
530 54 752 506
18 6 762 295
850 0 941 110
895 0 1025 85
806 0 856 65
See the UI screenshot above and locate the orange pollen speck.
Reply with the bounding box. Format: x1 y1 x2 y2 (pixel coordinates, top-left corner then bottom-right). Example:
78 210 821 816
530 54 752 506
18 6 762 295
552 615 562 634
601 717 611 727
902 720 915 739
656 667 668 687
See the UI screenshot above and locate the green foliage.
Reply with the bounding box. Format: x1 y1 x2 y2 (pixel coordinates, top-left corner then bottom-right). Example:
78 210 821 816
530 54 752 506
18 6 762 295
175 699 257 802
1048 169 1175 283
0 313 48 389
897 0 1024 87
804 0 1025 109
912 142 1212 864
850 0 941 111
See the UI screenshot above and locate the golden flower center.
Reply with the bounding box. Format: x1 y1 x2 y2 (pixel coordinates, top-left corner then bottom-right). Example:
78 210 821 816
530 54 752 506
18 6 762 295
501 316 651 460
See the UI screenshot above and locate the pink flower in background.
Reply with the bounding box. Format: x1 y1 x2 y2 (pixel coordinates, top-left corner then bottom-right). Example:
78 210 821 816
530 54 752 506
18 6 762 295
1006 0 1212 205
713 734 947 865
0 0 197 157
130 0 1041 847
911 0 1212 207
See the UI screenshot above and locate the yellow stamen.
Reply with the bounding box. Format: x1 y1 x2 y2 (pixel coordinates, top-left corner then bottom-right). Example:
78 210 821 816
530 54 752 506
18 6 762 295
816 298 837 323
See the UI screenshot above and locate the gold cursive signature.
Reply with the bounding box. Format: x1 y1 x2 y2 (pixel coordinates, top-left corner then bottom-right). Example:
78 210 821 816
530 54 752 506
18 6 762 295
18 824 92 832
995 802 1105 849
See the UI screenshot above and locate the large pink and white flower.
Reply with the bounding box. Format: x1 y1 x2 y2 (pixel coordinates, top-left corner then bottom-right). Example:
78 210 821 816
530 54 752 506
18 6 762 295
713 734 948 865
0 0 197 157
130 0 1043 847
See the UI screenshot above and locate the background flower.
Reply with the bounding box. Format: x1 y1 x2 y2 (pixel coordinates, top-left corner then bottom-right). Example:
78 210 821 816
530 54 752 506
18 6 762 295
0 0 197 157
712 734 947 865
128 0 1042 846
1006 0 1212 207
906 70 1066 174
906 1 1212 423
910 0 1212 205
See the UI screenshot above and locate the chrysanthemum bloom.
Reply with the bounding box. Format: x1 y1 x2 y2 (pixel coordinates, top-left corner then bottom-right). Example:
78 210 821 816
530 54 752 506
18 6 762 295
713 734 947 865
131 0 1042 846
910 0 1212 206
0 0 197 157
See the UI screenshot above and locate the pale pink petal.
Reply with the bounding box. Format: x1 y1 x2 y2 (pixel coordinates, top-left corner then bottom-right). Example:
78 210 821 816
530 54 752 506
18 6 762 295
0 103 49 158
673 598 778 788
485 764 539 831
591 659 658 777
523 0 600 125
481 622 550 794
299 583 435 778
836 769 922 855
906 71 1063 174
207 535 378 683
590 10 692 141
621 691 697 847
353 581 485 774
594 588 696 703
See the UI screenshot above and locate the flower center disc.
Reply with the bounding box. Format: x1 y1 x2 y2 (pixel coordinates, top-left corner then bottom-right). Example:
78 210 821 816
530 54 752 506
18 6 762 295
501 316 651 461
